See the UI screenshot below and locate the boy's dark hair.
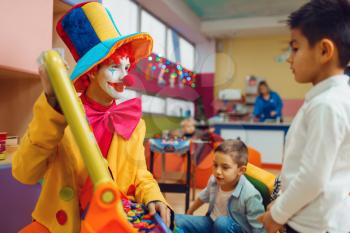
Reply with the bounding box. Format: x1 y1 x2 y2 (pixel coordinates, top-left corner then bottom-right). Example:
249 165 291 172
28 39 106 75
288 0 350 67
215 139 248 167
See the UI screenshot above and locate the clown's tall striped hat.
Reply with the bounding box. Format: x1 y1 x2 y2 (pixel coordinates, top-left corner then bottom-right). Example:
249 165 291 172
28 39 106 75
56 1 153 90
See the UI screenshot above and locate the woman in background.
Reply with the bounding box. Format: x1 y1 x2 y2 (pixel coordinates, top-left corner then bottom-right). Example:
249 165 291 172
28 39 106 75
253 81 283 122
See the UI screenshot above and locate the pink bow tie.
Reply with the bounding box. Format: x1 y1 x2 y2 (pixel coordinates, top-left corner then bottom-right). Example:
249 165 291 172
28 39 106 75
82 95 142 139
81 95 142 157
79 95 141 212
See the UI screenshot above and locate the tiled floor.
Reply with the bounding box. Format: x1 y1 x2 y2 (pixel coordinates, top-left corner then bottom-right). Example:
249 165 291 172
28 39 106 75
165 189 208 215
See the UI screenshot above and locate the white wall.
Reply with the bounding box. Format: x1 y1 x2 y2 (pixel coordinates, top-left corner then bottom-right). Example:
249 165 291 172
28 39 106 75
195 40 216 73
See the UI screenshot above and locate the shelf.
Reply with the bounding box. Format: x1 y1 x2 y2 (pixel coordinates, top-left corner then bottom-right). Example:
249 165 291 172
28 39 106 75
54 0 71 14
0 66 39 79
0 0 52 74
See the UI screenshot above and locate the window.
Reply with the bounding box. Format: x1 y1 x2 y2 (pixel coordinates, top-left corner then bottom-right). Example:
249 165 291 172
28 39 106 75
167 30 195 70
141 10 166 56
166 98 194 117
167 29 179 63
104 0 195 71
179 37 195 71
103 0 138 35
142 95 166 114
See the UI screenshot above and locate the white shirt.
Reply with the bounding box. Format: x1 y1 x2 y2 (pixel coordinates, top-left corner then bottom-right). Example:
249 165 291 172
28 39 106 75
210 187 232 221
271 75 350 233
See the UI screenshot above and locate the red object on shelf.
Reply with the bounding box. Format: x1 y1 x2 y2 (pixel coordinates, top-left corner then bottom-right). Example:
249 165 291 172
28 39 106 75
0 132 7 153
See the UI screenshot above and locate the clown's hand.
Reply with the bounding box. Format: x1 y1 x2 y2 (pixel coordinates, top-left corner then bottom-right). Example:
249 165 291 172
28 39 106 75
147 201 171 228
38 64 62 113
37 49 69 113
38 64 55 97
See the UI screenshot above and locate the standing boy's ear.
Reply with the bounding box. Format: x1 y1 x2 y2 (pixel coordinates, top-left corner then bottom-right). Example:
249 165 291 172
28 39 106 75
319 38 336 64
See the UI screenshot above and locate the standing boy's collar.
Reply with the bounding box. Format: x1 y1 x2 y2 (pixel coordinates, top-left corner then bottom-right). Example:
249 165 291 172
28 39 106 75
305 74 350 102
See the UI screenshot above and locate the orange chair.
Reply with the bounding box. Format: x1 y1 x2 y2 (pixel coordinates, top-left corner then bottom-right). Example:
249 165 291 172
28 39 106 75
247 146 262 168
193 150 214 189
194 146 262 189
192 141 222 189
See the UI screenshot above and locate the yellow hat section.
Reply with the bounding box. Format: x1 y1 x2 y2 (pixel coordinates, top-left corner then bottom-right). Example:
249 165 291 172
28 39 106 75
82 2 120 41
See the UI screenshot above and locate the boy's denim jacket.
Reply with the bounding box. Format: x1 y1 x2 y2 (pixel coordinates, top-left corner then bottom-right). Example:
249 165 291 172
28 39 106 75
198 175 266 233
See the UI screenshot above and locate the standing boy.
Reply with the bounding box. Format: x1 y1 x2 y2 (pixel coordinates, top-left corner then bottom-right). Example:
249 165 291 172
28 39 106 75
261 0 350 232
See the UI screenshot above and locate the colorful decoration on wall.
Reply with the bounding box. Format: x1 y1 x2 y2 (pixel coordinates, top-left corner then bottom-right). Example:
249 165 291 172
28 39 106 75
137 53 197 89
157 67 166 86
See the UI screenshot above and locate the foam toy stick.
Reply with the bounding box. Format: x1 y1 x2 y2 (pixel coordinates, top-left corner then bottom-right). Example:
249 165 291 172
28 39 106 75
43 49 136 233
43 50 110 186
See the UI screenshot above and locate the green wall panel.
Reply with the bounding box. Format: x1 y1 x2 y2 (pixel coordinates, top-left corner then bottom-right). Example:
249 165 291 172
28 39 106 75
142 114 184 138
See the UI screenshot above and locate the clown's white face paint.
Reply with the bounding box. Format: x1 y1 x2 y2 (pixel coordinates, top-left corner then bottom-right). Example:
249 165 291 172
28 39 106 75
96 56 131 100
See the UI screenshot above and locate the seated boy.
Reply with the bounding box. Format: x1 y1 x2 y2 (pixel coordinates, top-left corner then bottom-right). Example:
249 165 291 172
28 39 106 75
175 140 265 233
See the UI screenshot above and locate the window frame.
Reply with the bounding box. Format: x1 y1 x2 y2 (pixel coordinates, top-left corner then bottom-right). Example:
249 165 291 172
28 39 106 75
130 0 195 71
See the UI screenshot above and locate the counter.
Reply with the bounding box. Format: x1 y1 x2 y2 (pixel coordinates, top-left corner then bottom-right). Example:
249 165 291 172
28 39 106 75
0 146 41 233
213 122 290 167
0 145 16 168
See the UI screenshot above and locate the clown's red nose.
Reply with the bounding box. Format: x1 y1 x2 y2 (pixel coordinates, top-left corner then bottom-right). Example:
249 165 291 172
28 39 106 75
123 75 134 87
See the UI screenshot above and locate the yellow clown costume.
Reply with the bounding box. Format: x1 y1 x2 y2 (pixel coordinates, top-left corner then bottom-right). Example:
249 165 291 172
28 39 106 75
12 2 167 233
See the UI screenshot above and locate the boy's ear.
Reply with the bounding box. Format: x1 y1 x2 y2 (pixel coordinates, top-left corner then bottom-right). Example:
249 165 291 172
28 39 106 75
239 165 247 175
319 38 335 64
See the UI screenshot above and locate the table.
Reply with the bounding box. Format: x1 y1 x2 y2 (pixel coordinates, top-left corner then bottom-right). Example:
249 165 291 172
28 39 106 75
148 139 191 212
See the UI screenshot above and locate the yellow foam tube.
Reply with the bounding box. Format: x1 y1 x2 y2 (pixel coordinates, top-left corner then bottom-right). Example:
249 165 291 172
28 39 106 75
43 50 112 187
246 163 276 194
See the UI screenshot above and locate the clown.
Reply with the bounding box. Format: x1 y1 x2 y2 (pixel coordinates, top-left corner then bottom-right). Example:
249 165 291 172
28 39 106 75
13 2 171 233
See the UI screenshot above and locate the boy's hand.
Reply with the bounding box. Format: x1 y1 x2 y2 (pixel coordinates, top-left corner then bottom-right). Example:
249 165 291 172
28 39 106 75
266 200 275 211
270 111 277 117
147 201 171 228
186 209 194 215
258 211 283 233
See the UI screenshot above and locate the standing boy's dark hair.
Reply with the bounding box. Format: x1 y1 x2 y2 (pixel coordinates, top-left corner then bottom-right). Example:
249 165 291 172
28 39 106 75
215 139 248 167
288 0 350 67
